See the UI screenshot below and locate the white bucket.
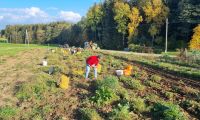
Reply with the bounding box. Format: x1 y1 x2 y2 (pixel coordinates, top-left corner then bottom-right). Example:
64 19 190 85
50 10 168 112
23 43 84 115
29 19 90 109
42 60 48 66
52 49 55 53
116 70 123 76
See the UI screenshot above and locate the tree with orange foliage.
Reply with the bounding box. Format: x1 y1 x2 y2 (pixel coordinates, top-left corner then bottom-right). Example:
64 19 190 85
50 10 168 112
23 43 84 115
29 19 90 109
189 24 200 50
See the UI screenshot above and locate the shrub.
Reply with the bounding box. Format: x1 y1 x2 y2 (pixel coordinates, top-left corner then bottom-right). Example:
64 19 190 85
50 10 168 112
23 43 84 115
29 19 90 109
95 76 120 91
151 102 186 120
109 104 131 120
129 97 146 113
79 108 102 120
128 44 142 53
91 86 119 106
150 75 162 83
126 79 145 90
132 71 140 79
0 106 17 119
128 44 154 53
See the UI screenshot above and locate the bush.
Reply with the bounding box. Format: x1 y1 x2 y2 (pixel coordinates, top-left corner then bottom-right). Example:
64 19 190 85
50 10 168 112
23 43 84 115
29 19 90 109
91 86 119 106
109 104 131 120
79 108 102 120
0 106 17 119
129 97 146 113
150 75 162 83
126 79 145 90
151 102 186 120
128 44 154 53
128 44 142 52
95 76 120 91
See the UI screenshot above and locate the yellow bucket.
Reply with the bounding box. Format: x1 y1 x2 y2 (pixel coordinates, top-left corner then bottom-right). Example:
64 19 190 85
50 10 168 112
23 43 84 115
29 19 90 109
97 64 102 73
59 74 69 89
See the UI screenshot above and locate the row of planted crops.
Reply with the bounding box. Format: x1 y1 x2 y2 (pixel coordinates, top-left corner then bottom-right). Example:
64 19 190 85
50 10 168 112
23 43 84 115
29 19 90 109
1 48 199 119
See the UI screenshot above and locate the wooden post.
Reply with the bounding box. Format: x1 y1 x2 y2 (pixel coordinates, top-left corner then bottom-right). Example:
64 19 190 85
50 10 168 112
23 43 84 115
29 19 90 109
10 35 12 43
165 18 168 53
25 29 29 47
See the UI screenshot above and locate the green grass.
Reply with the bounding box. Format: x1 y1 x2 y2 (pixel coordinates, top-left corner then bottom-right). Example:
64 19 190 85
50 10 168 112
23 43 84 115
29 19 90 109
0 43 56 56
0 106 18 119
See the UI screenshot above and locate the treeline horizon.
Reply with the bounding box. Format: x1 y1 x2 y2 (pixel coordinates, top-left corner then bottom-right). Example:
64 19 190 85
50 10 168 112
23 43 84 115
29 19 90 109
0 0 200 50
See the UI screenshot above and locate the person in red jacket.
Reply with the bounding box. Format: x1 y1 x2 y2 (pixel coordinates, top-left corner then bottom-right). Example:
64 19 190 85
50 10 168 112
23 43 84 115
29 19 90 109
85 55 101 80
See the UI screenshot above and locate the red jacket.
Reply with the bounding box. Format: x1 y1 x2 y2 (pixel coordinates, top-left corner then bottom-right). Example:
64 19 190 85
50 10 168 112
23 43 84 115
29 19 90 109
86 56 99 66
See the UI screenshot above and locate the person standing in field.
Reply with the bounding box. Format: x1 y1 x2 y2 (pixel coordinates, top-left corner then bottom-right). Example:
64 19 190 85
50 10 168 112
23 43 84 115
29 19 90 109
85 55 101 81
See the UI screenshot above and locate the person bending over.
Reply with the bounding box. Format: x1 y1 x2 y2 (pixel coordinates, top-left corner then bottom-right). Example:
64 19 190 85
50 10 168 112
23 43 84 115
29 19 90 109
85 55 101 81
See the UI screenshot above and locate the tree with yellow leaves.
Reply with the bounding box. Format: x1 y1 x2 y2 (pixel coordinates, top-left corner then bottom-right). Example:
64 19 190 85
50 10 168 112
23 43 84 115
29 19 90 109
113 1 131 47
141 0 169 46
189 24 200 50
128 7 143 40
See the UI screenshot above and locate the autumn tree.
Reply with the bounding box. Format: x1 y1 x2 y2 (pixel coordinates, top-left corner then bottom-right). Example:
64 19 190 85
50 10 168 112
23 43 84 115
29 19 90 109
113 1 130 47
189 24 200 50
128 7 143 41
141 0 169 46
